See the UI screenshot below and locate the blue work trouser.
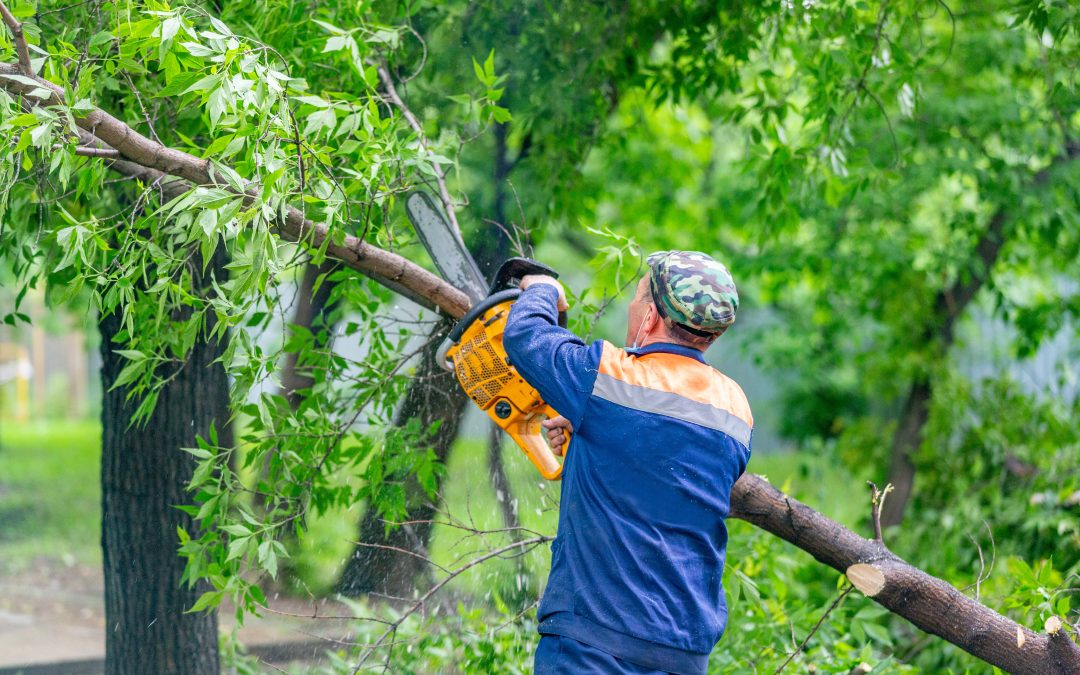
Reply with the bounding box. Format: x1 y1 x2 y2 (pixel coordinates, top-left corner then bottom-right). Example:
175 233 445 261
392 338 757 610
534 634 674 674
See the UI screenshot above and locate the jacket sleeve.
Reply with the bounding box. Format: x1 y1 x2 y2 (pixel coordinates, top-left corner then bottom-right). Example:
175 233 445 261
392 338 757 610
503 284 602 430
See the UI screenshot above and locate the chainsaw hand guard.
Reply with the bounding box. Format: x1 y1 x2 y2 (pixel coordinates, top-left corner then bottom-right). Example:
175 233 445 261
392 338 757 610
444 289 569 480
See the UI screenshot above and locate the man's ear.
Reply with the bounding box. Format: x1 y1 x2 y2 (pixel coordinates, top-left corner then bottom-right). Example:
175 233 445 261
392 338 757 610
645 304 662 333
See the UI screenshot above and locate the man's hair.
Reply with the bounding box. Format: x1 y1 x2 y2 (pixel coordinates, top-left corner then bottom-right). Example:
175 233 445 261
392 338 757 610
658 314 717 349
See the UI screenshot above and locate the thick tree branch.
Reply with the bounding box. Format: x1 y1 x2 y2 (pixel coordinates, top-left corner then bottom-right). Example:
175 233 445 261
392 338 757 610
731 474 1080 674
0 62 471 318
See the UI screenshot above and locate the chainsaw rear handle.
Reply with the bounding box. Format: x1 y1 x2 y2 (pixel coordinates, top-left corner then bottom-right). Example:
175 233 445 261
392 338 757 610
505 404 569 481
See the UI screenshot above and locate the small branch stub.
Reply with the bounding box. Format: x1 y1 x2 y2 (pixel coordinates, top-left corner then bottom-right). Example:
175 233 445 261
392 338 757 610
1017 626 1025 648
846 563 886 597
867 481 893 543
1045 616 1063 635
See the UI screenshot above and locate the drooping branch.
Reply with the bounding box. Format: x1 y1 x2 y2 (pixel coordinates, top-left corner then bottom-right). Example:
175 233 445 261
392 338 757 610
0 62 471 318
731 474 1080 674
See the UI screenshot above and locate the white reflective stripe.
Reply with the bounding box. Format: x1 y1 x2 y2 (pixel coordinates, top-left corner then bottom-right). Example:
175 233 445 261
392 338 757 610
592 373 752 448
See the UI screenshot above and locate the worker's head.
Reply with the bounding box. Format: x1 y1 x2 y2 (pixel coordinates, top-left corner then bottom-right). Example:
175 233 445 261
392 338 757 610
626 251 739 351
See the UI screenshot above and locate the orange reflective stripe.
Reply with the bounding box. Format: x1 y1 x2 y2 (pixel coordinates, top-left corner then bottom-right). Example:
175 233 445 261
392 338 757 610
598 341 753 428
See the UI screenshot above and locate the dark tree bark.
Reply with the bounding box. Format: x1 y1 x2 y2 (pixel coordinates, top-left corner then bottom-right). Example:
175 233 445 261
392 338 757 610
335 324 470 596
335 120 530 597
99 256 229 674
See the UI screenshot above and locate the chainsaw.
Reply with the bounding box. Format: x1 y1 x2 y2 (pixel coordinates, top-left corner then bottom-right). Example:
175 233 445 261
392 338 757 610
404 190 570 480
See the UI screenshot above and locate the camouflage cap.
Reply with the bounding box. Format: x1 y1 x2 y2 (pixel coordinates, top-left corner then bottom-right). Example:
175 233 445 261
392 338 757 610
647 250 739 337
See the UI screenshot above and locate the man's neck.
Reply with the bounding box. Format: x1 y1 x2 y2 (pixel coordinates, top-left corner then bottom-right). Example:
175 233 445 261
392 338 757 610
635 333 702 352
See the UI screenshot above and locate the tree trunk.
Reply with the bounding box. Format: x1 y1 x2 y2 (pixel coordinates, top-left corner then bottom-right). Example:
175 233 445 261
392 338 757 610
880 141 1079 524
880 379 930 526
335 324 469 597
335 121 529 597
279 260 339 408
99 257 229 675
882 207 1009 526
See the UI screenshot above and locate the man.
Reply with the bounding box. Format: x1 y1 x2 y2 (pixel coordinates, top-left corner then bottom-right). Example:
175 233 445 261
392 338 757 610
502 250 752 674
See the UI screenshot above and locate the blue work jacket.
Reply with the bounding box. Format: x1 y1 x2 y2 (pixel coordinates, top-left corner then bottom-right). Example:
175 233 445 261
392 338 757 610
503 284 753 675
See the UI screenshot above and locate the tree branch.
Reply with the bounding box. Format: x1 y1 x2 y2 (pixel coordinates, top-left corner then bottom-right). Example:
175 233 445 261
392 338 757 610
0 62 471 318
0 1 32 75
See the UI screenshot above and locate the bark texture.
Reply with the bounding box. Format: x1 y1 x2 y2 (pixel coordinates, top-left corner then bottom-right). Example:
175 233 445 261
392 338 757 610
99 278 228 673
731 473 1080 674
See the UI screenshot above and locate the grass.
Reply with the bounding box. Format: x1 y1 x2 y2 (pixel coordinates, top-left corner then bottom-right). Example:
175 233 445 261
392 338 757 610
0 417 862 600
0 419 102 571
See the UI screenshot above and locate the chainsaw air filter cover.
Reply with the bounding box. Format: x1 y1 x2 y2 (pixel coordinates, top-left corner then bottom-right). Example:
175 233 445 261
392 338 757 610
445 292 568 480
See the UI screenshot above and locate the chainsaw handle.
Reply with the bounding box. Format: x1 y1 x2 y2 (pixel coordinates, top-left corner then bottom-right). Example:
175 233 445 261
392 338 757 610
448 289 520 343
507 407 569 481
448 288 567 346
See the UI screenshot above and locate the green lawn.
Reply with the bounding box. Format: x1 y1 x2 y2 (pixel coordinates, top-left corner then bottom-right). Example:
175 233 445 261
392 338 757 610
0 418 860 598
0 419 103 571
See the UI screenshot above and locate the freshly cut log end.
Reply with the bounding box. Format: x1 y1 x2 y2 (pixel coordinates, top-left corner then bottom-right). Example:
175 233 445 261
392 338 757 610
1045 616 1063 635
846 563 886 597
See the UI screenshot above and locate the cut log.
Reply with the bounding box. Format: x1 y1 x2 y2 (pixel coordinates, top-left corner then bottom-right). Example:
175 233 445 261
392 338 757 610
731 474 1080 674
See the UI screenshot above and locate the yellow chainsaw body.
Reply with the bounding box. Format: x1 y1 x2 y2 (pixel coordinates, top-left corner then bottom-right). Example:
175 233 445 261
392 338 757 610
445 298 568 480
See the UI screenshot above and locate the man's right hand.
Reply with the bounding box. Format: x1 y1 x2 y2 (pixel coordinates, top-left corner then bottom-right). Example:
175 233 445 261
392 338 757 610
542 415 573 456
520 274 569 311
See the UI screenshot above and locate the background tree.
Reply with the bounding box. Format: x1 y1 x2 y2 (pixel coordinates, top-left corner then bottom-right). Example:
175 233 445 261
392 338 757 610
98 250 227 674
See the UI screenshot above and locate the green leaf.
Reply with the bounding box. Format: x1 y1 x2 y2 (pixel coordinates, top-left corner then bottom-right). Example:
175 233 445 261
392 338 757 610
227 536 250 561
187 590 224 613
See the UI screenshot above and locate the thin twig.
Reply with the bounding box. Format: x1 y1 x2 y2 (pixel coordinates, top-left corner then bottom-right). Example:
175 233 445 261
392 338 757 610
69 145 121 159
858 82 900 167
375 60 462 236
350 535 552 673
0 0 33 74
774 585 854 673
834 0 891 140
349 540 451 574
867 481 893 543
